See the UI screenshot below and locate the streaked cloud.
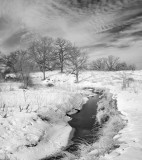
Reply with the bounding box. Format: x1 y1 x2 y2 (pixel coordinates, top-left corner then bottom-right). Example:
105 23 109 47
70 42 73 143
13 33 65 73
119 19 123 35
0 0 142 68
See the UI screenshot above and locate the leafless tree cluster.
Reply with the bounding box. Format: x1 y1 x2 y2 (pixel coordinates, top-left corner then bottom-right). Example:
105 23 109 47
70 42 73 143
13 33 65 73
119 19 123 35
28 37 87 82
0 36 88 83
0 34 136 85
90 55 136 71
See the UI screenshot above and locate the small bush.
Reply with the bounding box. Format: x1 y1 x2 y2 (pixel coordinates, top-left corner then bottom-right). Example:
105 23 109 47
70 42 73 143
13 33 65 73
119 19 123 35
19 74 34 89
121 73 135 89
46 83 54 87
23 74 33 87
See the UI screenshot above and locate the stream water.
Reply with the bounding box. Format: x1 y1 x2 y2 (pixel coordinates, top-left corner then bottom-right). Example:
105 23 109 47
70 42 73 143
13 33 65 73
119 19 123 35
44 95 100 160
66 95 100 151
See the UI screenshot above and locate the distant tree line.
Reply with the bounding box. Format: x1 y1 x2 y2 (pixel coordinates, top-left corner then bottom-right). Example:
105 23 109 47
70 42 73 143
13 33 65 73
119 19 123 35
90 55 136 71
62 0 126 8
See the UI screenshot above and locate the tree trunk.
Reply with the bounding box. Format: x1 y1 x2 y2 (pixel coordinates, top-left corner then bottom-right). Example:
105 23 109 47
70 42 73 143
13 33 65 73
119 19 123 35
76 72 79 83
60 55 64 73
43 67 46 80
61 64 63 73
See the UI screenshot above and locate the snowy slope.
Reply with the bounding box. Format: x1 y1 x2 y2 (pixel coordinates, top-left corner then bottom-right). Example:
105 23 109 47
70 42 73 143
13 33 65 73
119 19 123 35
1 70 142 160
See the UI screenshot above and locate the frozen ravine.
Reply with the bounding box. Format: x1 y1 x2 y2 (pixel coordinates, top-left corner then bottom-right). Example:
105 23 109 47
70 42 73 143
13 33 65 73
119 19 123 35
103 91 142 160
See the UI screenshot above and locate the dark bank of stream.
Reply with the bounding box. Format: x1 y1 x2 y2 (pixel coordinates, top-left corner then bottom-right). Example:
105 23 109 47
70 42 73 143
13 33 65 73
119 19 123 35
43 94 100 160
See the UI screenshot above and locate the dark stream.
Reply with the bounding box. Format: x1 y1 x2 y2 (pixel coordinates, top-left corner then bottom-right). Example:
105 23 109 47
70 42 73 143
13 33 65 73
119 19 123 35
43 95 100 160
68 95 99 144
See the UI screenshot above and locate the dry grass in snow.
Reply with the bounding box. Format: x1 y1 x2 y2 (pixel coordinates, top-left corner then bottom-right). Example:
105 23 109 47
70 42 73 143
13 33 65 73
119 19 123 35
1 70 142 160
0 85 85 159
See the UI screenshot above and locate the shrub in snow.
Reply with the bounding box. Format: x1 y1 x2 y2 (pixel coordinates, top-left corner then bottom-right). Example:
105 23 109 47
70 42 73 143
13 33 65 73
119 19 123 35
46 83 54 87
120 72 135 89
0 104 8 118
19 74 34 89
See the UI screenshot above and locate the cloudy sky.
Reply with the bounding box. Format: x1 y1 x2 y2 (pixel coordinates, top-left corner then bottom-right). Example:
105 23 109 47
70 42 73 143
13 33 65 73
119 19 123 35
0 0 142 68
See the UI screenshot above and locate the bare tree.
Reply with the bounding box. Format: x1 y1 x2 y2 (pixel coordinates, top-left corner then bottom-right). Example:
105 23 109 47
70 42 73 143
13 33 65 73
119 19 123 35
66 46 88 83
115 62 128 71
55 38 71 73
28 37 54 80
91 58 106 71
0 49 33 87
14 50 34 88
105 55 120 71
128 64 136 71
0 52 18 74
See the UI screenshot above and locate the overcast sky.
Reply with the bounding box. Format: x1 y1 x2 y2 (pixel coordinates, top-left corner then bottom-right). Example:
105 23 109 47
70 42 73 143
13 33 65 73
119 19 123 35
0 0 142 68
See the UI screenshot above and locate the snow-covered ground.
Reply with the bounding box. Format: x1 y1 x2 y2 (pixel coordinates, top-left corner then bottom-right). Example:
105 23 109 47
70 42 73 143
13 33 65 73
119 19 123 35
103 91 142 160
1 70 142 160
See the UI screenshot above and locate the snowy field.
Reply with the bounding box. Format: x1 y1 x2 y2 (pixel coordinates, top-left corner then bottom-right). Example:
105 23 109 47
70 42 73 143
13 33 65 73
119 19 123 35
1 70 142 160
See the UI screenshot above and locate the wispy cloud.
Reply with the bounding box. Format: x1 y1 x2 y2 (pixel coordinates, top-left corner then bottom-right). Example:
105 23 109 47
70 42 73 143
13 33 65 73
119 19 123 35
0 0 123 48
0 0 142 68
